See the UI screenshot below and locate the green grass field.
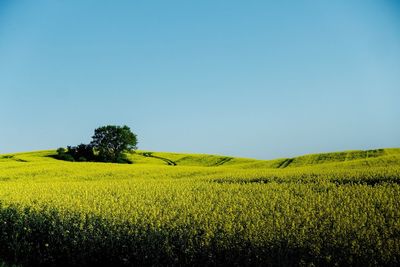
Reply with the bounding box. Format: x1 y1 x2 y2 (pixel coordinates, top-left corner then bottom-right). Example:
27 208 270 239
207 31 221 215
0 148 399 266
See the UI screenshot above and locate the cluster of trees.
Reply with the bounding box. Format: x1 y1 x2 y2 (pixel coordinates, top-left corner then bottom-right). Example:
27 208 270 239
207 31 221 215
56 125 138 163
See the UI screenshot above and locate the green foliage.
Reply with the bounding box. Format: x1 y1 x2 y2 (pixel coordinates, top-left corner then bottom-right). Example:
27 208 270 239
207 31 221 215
91 125 137 163
56 125 137 163
0 148 399 266
55 147 74 162
55 145 95 162
67 144 95 162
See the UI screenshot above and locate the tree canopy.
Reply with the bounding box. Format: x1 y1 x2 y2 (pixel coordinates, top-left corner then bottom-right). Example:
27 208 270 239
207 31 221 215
91 125 138 162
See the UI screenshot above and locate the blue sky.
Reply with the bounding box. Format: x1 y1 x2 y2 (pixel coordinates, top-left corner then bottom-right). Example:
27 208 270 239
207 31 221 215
0 1 399 159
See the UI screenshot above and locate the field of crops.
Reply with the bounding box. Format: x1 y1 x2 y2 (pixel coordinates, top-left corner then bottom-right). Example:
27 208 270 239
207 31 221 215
0 148 399 266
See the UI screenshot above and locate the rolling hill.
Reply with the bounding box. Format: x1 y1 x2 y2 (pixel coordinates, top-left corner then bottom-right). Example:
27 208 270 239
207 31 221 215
1 147 399 169
0 148 399 266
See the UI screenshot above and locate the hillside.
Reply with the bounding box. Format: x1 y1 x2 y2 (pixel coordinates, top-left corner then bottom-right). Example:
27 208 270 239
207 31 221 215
1 147 399 169
0 147 399 266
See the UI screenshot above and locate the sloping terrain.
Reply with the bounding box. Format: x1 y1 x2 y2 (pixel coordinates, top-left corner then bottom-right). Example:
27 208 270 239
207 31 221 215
2 148 399 169
126 148 400 169
0 148 399 266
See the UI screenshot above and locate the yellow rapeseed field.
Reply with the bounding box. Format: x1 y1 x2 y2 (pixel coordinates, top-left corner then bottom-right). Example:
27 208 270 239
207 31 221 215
0 149 399 266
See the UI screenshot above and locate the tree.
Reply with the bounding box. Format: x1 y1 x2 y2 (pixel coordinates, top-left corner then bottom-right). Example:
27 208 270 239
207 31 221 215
56 144 95 162
67 144 95 162
90 125 138 162
56 147 75 162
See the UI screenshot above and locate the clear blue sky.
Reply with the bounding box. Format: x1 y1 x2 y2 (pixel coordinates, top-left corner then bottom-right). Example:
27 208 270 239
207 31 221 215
0 1 399 159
